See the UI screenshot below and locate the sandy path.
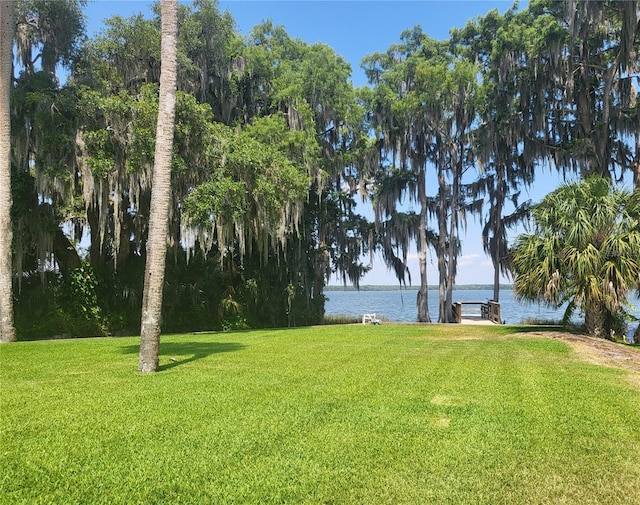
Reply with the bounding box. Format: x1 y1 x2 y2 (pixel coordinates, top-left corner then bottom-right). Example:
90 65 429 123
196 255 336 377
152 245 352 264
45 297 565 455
528 331 640 389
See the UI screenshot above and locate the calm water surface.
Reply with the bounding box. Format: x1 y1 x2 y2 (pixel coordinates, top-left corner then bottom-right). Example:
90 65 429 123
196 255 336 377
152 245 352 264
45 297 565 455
325 287 640 331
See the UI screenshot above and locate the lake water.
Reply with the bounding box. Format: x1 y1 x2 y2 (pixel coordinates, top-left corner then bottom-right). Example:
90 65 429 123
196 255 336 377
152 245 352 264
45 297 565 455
325 287 640 337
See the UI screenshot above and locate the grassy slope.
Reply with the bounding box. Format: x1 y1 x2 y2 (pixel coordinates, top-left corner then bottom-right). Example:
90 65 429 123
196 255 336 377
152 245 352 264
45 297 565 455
1 325 639 504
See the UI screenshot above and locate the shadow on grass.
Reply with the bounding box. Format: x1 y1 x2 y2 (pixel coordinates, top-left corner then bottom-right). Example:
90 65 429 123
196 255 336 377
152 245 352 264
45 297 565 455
120 341 246 371
505 324 573 334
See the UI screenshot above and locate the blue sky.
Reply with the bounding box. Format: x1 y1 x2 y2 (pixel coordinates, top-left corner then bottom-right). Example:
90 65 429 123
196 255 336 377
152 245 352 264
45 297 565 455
85 1 520 89
82 0 563 285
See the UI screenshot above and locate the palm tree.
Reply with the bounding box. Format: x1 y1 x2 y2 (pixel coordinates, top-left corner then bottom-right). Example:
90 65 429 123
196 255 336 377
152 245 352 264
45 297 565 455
511 177 640 338
0 0 16 343
139 0 178 373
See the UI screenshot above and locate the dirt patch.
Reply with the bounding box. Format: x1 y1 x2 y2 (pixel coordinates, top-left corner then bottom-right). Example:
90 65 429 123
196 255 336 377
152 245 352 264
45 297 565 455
433 417 451 428
525 331 640 389
430 395 466 407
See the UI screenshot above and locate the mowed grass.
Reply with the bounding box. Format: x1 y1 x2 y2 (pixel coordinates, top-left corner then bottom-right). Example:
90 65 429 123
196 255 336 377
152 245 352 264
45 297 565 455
1 325 640 504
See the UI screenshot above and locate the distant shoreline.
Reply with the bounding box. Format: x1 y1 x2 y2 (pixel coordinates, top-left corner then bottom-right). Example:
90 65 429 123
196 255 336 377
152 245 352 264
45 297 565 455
325 284 513 292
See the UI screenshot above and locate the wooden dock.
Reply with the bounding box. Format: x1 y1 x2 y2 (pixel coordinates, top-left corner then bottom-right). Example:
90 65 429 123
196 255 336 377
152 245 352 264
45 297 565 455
453 301 502 325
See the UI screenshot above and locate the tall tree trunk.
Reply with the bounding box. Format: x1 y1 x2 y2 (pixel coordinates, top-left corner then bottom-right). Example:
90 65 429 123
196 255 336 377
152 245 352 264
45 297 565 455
416 166 430 322
445 153 461 323
53 227 82 278
0 1 16 343
139 0 178 373
492 254 500 302
492 179 504 303
437 164 448 323
634 132 640 191
584 302 607 339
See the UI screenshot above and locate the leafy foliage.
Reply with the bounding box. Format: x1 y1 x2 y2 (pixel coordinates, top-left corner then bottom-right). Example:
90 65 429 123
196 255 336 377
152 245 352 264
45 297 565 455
512 177 640 337
6 0 640 338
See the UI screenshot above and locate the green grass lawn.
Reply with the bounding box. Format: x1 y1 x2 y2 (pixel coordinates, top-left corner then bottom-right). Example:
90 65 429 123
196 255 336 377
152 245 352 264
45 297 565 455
1 324 639 504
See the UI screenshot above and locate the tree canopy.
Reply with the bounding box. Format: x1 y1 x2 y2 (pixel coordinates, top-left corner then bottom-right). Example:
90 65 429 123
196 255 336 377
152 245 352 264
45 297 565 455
3 0 640 340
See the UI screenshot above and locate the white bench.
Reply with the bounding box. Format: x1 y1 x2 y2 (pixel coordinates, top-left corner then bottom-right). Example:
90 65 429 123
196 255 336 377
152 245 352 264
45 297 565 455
362 313 381 325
